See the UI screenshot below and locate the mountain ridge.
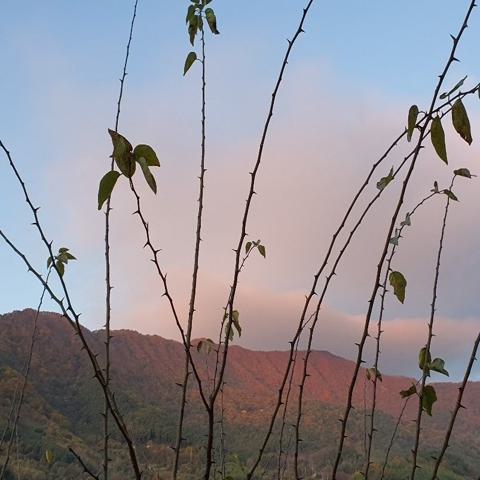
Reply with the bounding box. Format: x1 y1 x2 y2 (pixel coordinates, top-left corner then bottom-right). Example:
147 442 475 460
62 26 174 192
1 309 479 479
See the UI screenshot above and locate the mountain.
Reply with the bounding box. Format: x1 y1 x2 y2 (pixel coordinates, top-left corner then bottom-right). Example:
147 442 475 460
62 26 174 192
0 309 479 479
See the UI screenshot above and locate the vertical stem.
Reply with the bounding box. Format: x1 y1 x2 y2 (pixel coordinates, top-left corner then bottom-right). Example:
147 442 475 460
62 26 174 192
365 191 437 479
410 177 456 479
173 23 208 479
103 2 139 479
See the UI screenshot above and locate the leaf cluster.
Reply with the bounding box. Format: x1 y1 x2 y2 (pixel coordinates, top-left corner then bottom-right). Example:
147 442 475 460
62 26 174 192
98 130 160 210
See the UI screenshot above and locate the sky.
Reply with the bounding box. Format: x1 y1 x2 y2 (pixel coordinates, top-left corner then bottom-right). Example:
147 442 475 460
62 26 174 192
1 1 479 380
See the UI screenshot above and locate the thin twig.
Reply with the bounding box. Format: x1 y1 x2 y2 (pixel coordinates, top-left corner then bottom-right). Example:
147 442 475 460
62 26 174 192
69 448 100 480
103 2 139 478
365 190 438 479
173 20 208 479
430 331 480 479
410 174 458 478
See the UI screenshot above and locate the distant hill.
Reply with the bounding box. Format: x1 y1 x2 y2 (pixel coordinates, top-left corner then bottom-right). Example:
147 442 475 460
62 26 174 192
0 309 479 479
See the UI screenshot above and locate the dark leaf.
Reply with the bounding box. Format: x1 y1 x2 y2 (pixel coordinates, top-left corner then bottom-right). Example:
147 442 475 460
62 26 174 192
419 346 432 372
407 105 419 142
452 99 472 145
400 384 417 398
108 129 135 177
55 260 65 278
232 310 241 337
422 385 437 416
98 170 121 210
443 189 458 201
429 357 449 376
183 51 198 76
205 8 220 34
454 168 472 178
439 75 467 99
389 271 407 304
137 157 157 194
186 4 196 23
377 167 394 191
133 144 160 167
431 117 448 164
258 244 266 258
245 241 252 254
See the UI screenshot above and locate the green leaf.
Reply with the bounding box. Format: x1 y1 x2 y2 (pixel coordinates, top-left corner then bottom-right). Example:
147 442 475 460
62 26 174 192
389 271 407 304
133 144 160 167
55 260 65 278
186 4 196 23
443 189 458 201
108 129 135 177
419 346 432 372
258 244 266 258
205 8 220 34
98 170 121 210
452 99 472 145
422 385 437 416
47 256 53 268
376 167 394 191
45 449 55 465
429 357 449 377
454 168 472 178
245 241 252 254
188 15 199 45
407 105 419 142
440 75 467 99
431 117 448 164
400 213 411 227
183 51 197 76
137 157 157 194
400 384 417 398
232 310 241 337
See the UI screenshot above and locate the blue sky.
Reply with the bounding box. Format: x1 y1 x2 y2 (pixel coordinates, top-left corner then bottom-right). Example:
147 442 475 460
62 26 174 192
1 1 479 378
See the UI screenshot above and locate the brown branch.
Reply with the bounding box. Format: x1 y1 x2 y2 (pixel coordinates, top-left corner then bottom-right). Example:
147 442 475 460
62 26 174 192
430 331 480 479
69 448 100 480
103 2 139 479
331 2 476 475
128 179 210 411
380 383 418 480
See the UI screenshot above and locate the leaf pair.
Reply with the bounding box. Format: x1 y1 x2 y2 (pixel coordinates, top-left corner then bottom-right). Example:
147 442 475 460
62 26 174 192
226 310 242 341
419 347 449 376
47 247 76 278
430 98 472 164
245 239 267 258
399 383 437 416
98 130 160 210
